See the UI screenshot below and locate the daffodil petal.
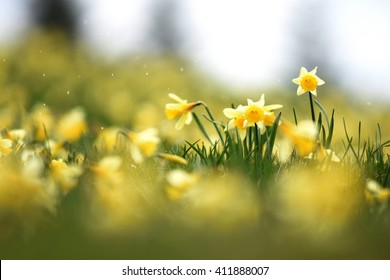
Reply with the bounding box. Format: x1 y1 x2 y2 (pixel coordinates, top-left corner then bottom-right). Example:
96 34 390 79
299 67 308 76
223 108 239 118
168 93 186 103
292 77 301 85
175 114 188 130
297 86 306 95
263 104 283 111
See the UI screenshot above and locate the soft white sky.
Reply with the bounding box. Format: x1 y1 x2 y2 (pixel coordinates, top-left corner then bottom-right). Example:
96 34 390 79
1 0 390 100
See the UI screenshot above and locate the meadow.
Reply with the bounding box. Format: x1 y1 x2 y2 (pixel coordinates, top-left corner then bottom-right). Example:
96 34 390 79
0 32 389 259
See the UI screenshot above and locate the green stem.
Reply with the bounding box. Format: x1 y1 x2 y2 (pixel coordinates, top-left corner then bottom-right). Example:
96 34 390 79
308 92 316 123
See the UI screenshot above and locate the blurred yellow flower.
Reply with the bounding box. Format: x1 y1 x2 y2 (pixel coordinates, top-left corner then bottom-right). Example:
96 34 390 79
180 172 261 232
279 119 318 159
56 107 88 141
87 156 155 234
165 93 202 130
365 179 390 204
30 104 54 141
92 156 124 186
128 128 160 163
275 166 363 239
223 105 247 139
50 159 83 194
292 67 325 96
4 129 26 142
165 169 200 201
0 138 13 156
306 145 340 162
0 156 56 237
94 127 122 152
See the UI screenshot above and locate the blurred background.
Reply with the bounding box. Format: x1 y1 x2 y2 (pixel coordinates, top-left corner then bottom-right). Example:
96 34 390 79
0 0 389 138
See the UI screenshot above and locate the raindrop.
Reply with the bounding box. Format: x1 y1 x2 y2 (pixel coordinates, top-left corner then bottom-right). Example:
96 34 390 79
66 90 70 95
145 72 149 76
111 73 114 77
42 73 46 77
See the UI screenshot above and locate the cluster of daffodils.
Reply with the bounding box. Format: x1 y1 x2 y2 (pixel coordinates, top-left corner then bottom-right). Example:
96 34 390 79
0 64 388 244
0 106 87 237
164 66 336 163
223 94 283 138
0 103 172 237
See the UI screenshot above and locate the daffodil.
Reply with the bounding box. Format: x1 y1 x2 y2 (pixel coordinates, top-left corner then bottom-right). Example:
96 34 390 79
30 104 54 141
223 105 247 139
292 67 325 96
0 138 13 156
306 145 340 162
56 107 88 142
0 155 56 235
365 179 390 204
94 127 122 152
165 169 200 201
92 156 124 186
275 166 362 239
279 119 318 159
240 94 283 133
50 159 83 194
165 93 203 130
128 128 160 163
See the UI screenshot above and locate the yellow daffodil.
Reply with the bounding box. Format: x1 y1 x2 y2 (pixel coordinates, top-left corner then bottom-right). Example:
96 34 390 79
365 179 390 204
165 93 203 130
56 107 88 142
4 129 26 142
223 105 247 139
92 156 124 186
275 166 362 239
165 169 200 201
279 119 318 159
306 145 340 162
128 128 160 163
240 94 283 133
0 138 13 156
30 104 54 141
292 67 325 96
50 159 83 194
94 127 122 152
0 156 56 236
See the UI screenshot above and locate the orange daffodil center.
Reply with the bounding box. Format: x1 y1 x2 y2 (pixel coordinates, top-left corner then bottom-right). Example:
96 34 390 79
292 67 325 96
223 94 283 137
